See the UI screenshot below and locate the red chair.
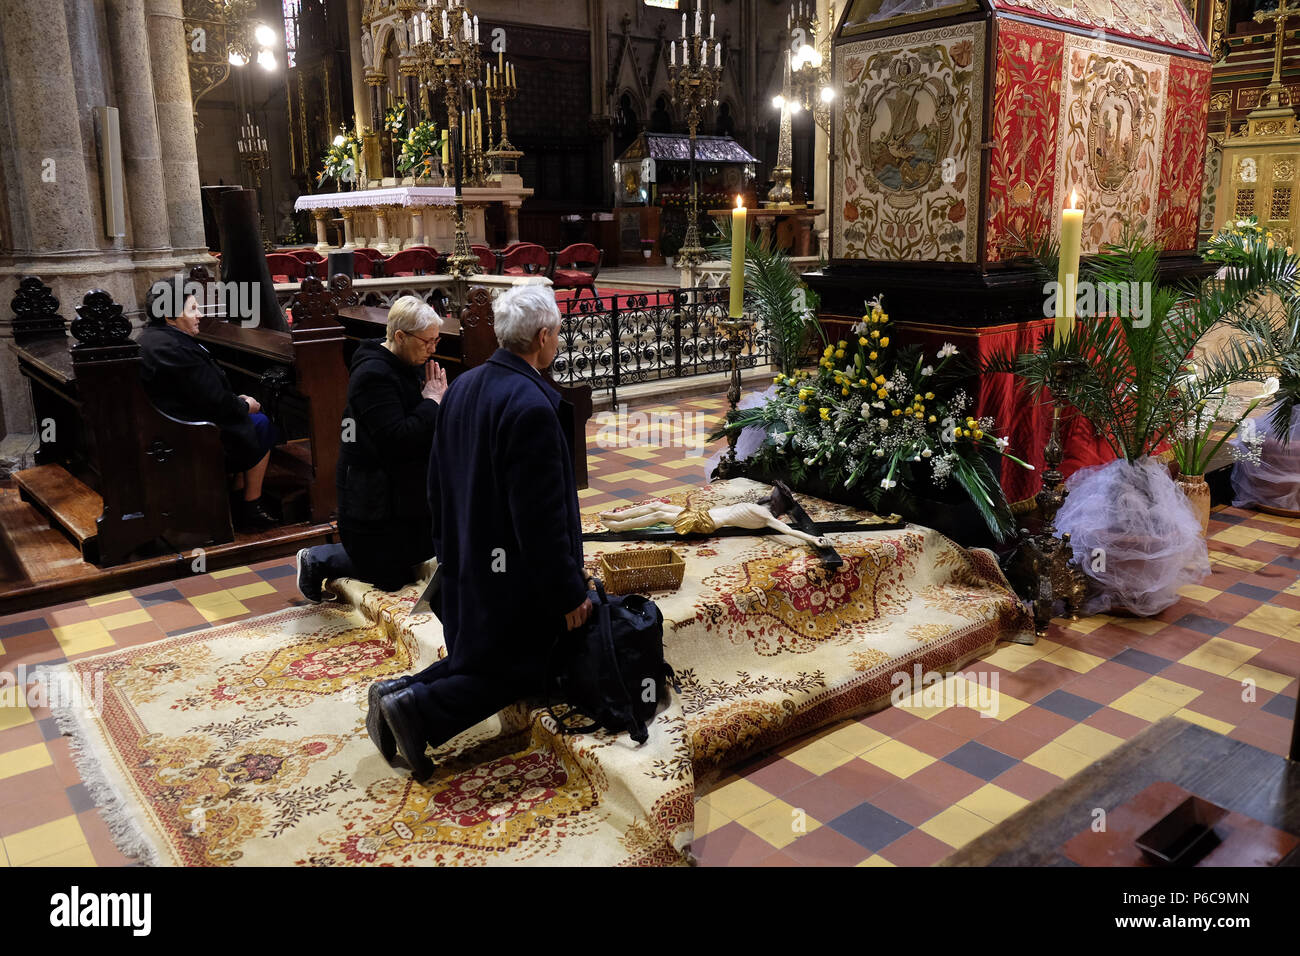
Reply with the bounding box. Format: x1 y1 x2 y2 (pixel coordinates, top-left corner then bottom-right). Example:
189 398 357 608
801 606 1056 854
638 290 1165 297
551 243 603 299
290 248 325 264
383 247 440 276
500 242 551 277
265 253 306 285
350 248 381 278
471 244 500 274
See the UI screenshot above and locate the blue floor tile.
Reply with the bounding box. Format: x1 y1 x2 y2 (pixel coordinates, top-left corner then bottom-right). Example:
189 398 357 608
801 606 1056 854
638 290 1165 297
1034 689 1104 722
827 803 911 852
1170 614 1228 637
941 741 1019 781
1112 648 1174 675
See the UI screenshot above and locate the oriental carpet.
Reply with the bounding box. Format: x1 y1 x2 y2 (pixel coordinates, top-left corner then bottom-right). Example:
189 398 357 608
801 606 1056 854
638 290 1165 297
48 479 1033 866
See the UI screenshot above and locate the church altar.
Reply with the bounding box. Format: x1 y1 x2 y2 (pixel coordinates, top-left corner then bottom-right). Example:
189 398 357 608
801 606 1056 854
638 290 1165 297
295 183 534 255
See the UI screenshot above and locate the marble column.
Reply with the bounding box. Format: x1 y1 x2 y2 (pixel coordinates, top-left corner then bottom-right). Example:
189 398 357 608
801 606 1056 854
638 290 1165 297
341 208 356 250
375 206 396 254
144 0 207 258
347 0 369 139
0 0 98 257
105 0 172 255
312 209 333 253
813 0 830 253
505 203 521 244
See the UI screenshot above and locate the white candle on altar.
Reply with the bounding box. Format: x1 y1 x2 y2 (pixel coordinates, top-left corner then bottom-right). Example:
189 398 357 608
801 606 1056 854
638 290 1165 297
473 15 479 43
695 8 701 36
710 13 715 38
442 10 448 37
681 13 686 37
715 41 721 67
670 40 675 66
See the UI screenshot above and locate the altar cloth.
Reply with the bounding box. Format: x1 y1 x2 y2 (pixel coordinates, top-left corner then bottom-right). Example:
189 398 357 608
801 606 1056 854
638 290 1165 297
50 480 1033 866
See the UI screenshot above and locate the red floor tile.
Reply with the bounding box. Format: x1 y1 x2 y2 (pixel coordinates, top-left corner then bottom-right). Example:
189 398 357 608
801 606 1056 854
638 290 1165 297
976 722 1050 760
906 761 985 803
992 762 1064 802
782 824 873 866
895 717 973 758
877 827 953 867
869 781 949 826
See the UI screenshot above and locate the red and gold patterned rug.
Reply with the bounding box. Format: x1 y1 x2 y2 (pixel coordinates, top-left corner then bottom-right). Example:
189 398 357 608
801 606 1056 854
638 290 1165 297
49 480 1032 865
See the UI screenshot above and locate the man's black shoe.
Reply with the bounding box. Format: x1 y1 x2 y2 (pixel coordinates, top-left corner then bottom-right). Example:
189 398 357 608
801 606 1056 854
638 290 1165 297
366 676 415 763
296 548 324 604
379 687 434 781
234 498 277 532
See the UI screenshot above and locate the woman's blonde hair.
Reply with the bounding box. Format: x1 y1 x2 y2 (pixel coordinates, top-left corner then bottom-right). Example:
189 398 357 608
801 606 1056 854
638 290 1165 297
385 295 442 344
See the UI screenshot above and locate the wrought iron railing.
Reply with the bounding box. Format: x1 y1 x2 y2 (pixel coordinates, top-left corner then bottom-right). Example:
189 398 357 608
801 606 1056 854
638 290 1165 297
550 287 769 406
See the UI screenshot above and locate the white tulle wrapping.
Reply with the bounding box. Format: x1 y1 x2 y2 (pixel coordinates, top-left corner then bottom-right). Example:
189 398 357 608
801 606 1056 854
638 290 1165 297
1055 457 1210 616
705 385 777 479
1231 407 1300 513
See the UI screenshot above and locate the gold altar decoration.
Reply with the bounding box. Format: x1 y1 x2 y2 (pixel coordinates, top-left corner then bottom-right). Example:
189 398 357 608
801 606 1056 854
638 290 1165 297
668 10 725 267
1214 4 1300 252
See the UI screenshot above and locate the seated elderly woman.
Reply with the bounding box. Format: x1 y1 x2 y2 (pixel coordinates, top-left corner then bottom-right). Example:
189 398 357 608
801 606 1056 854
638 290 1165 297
138 278 278 530
296 295 448 599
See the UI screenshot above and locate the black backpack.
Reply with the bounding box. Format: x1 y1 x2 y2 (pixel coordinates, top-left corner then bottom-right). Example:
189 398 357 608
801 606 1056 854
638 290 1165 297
546 579 673 744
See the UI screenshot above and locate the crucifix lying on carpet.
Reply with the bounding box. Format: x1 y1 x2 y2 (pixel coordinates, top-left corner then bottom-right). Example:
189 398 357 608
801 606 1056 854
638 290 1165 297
595 482 866 568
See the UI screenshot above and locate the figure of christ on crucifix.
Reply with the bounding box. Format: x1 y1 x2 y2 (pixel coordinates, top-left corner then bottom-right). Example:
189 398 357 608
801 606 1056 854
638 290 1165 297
1255 0 1300 107
599 485 832 550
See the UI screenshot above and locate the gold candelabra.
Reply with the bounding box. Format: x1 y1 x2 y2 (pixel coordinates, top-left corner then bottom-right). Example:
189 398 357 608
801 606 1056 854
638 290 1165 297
668 7 724 268
406 0 485 277
237 111 272 249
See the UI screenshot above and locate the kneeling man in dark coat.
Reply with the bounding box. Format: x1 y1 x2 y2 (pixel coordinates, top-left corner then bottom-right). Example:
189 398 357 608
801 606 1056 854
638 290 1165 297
367 285 591 780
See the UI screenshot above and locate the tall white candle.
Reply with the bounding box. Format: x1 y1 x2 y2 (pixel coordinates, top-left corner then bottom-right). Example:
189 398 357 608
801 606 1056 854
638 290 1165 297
670 40 676 66
695 8 701 36
715 42 721 67
473 15 479 42
681 13 686 36
442 10 447 37
710 14 715 38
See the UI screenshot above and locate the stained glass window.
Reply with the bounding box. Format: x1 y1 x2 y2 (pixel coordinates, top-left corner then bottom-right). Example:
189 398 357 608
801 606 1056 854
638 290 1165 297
282 0 299 67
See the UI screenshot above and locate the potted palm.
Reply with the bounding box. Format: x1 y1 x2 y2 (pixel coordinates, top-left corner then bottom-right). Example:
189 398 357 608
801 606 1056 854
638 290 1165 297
989 229 1294 614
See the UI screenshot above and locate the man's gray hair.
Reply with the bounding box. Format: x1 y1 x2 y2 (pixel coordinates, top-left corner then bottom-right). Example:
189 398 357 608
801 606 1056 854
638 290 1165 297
493 284 562 353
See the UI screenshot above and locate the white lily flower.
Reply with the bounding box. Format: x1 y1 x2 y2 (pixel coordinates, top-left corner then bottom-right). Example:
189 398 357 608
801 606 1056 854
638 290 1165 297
921 448 932 458
880 478 897 490
995 437 1009 451
921 365 934 377
937 343 958 359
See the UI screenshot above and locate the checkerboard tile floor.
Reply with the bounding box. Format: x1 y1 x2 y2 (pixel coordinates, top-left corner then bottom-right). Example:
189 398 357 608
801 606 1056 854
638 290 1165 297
0 393 1296 867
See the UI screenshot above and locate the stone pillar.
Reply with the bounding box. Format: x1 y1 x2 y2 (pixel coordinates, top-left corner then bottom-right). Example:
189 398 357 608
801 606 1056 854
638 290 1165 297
341 208 356 250
411 209 427 247
312 209 333 253
813 0 831 253
347 0 369 139
0 0 99 435
0 0 98 257
506 203 521 244
105 0 172 256
144 0 207 258
375 205 396 254
588 0 613 204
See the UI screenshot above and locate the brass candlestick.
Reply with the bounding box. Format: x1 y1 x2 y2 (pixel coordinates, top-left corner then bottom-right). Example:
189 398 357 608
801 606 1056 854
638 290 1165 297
712 314 755 480
1021 356 1089 642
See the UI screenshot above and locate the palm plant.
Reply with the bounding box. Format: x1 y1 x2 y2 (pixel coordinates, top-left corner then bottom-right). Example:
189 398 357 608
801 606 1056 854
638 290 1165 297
986 229 1296 461
707 223 818 376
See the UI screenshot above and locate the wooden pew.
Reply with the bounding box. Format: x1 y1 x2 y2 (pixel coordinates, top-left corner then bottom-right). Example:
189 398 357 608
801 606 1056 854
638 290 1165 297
9 278 232 564
188 267 350 524
333 282 594 489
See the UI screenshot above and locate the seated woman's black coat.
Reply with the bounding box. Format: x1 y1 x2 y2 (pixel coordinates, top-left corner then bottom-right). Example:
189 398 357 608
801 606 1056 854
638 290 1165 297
138 324 264 471
337 339 439 525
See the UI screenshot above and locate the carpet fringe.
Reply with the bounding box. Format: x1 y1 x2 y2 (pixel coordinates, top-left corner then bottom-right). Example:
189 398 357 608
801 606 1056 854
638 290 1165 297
37 664 162 867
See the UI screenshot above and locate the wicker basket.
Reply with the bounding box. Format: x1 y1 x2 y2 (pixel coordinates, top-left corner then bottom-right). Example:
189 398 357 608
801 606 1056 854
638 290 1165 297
599 547 685 594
